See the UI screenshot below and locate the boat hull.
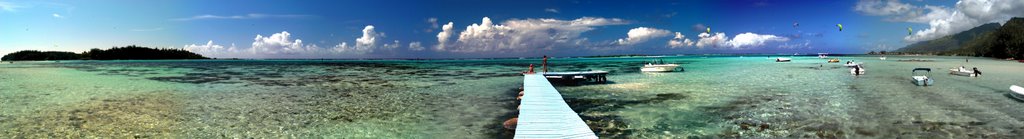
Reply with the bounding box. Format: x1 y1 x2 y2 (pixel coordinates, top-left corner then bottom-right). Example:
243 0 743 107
1011 93 1024 101
1012 85 1024 94
641 65 679 72
912 76 934 86
1012 85 1024 101
850 68 866 75
949 69 978 77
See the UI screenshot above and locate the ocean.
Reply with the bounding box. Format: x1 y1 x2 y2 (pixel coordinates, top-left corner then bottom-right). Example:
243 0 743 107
2 55 1024 138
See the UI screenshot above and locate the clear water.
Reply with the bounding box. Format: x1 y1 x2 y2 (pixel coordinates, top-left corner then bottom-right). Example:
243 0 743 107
2 56 1023 138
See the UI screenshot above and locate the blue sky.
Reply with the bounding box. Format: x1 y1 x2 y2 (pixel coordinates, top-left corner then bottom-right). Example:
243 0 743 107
2 0 1021 59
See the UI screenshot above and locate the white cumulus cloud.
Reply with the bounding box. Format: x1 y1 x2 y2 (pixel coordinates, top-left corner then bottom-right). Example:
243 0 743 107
251 31 316 54
695 32 729 48
356 25 381 48
694 32 789 49
382 40 400 49
616 27 671 45
333 25 396 54
52 13 62 18
668 32 694 48
728 32 790 48
436 22 455 51
409 41 424 51
184 40 239 57
445 17 628 52
332 42 355 53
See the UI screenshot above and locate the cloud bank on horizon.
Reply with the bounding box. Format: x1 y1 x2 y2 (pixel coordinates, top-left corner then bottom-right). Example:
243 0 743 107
182 17 794 58
855 0 1024 42
3 0 1023 58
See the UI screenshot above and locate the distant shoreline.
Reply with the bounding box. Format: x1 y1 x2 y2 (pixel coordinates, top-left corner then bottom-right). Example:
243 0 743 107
2 45 207 61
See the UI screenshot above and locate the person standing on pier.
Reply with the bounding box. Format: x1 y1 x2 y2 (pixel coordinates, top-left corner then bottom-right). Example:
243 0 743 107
542 55 549 72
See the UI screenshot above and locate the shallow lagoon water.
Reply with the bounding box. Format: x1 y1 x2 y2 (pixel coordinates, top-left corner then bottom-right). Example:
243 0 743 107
2 56 1024 138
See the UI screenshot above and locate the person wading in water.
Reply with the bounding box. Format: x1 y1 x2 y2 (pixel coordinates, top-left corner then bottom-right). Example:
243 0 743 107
973 67 982 77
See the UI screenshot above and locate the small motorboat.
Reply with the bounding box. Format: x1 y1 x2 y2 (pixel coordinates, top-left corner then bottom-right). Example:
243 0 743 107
828 58 840 63
1011 85 1024 100
640 59 680 72
818 53 829 59
948 66 979 77
850 65 866 75
911 68 934 86
880 57 887 60
776 57 792 62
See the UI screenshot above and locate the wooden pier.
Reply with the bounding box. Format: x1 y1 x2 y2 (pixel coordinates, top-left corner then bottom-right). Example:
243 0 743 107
514 73 599 139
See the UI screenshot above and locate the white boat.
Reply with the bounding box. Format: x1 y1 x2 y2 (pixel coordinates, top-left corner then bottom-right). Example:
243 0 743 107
640 59 679 72
948 67 978 77
850 65 866 75
911 68 934 86
641 64 680 72
880 57 887 60
818 53 828 59
776 57 792 62
1011 85 1024 100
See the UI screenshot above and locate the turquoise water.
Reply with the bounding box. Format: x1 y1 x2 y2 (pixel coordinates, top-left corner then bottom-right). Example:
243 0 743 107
2 56 1024 138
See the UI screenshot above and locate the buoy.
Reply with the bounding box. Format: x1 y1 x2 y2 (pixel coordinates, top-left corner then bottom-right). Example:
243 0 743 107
503 118 518 130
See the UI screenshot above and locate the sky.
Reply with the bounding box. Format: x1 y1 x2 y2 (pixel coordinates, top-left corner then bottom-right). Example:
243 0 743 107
2 0 1023 59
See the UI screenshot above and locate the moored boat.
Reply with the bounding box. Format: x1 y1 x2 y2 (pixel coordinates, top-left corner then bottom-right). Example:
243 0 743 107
911 68 934 86
850 65 866 75
776 57 792 62
641 64 680 72
948 66 979 77
1011 85 1024 100
640 59 680 72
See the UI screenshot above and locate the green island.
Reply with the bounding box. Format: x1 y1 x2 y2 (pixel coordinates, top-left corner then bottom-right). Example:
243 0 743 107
2 45 208 61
